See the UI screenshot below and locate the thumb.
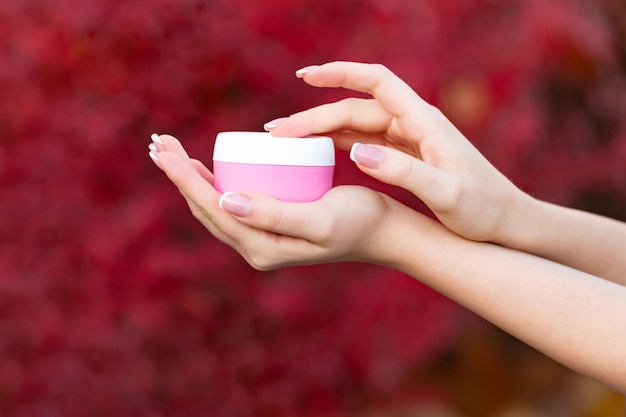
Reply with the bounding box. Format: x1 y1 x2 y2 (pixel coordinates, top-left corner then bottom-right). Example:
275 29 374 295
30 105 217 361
218 191 329 242
350 143 452 208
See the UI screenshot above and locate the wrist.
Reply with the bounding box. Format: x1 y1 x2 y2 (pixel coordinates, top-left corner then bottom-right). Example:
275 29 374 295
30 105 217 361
367 199 447 270
352 195 404 266
491 190 546 251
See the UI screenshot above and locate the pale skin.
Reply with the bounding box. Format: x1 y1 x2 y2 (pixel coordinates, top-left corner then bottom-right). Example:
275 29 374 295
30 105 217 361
148 62 626 392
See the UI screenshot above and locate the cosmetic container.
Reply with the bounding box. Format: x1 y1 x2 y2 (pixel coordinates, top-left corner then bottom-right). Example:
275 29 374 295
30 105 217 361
213 132 335 202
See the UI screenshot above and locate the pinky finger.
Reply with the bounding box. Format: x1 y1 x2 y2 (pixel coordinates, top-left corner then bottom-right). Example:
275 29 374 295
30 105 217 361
190 159 214 184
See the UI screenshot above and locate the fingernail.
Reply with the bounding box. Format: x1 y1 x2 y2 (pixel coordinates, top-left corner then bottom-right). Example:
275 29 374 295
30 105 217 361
219 192 252 217
148 143 157 152
151 133 164 152
263 117 288 131
350 143 383 169
148 151 161 168
295 65 319 78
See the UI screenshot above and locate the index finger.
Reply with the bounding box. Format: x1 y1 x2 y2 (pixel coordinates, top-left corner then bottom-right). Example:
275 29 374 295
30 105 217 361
299 61 430 118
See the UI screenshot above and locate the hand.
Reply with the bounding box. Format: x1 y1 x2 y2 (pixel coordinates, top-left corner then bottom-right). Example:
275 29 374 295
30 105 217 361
265 62 533 244
148 134 417 270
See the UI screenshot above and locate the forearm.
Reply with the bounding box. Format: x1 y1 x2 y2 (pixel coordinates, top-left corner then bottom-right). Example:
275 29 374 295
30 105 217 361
383 209 626 392
500 193 626 286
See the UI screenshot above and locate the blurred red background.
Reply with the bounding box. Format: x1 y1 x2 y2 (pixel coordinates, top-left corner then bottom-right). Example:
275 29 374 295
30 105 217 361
0 0 624 416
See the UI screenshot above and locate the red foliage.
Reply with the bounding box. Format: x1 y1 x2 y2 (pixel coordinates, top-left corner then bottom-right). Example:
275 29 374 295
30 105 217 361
0 0 625 415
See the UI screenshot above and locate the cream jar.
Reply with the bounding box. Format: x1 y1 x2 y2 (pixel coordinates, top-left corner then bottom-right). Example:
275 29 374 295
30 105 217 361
213 132 335 202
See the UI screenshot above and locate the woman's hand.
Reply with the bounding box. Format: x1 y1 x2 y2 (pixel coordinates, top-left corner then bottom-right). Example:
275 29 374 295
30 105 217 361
266 62 534 244
149 134 418 270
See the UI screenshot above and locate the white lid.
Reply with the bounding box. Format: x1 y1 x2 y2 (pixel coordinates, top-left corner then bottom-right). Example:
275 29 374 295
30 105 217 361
213 132 335 166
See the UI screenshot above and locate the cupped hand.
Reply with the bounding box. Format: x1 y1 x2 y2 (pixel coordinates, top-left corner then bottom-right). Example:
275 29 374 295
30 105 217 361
148 134 412 270
266 62 532 244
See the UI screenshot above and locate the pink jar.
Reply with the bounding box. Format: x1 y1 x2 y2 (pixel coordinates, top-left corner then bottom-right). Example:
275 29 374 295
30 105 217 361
213 132 335 202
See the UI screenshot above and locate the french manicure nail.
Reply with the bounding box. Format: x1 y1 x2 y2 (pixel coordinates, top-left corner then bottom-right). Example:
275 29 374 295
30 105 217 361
148 143 157 152
350 143 383 169
148 150 161 168
263 117 288 131
295 65 319 78
151 133 164 152
219 192 252 217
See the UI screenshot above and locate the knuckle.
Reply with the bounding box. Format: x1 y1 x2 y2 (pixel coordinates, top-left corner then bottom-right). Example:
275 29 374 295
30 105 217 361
387 157 418 186
311 218 335 246
370 63 390 75
368 63 391 93
338 98 363 126
437 176 464 213
303 200 336 245
246 251 277 272
256 207 285 234
242 236 284 271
